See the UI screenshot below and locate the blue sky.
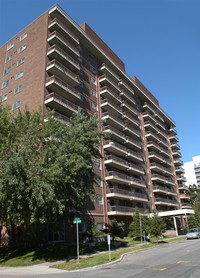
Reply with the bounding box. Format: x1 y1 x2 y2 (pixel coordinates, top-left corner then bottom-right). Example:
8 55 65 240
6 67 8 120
0 0 199 163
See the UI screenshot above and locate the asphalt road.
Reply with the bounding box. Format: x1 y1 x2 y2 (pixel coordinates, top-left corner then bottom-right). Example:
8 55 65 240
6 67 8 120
1 239 200 278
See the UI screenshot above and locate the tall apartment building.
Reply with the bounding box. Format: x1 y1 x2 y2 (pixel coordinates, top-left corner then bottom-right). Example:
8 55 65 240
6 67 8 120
184 156 200 188
0 5 192 239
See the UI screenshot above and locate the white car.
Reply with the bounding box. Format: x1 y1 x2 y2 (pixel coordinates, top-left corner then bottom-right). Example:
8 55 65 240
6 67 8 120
186 228 200 240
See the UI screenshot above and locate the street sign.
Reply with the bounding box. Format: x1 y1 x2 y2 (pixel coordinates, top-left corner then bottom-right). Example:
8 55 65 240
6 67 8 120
73 217 82 224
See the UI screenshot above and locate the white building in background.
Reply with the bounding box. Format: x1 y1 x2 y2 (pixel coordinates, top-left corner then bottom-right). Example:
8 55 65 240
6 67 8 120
183 156 200 188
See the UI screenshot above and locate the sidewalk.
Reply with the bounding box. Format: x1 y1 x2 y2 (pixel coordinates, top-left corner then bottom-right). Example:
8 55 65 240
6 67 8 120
0 261 68 276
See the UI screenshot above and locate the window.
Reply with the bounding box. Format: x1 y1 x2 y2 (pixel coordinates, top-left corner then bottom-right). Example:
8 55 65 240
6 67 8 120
18 44 26 53
4 67 11 75
79 80 84 88
5 54 12 62
90 89 97 97
2 80 9 89
89 64 96 74
90 77 96 85
12 100 21 110
80 94 85 102
96 223 104 231
19 32 27 41
14 85 22 95
96 195 103 205
91 102 97 110
1 94 8 102
17 57 25 66
7 43 14 51
15 71 24 80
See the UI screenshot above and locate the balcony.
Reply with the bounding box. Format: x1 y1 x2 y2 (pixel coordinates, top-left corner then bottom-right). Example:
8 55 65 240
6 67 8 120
144 121 167 140
150 162 173 176
48 31 79 58
169 126 178 135
154 198 179 207
128 162 144 175
154 113 164 123
119 89 136 105
143 103 156 115
108 205 147 216
126 149 144 163
102 112 124 129
99 74 120 93
53 111 70 123
48 18 79 45
120 100 138 117
179 194 190 199
147 140 170 158
172 150 182 158
46 59 79 87
45 75 80 102
101 99 122 116
107 188 148 202
103 140 127 156
151 174 175 185
145 131 168 148
99 63 120 83
104 154 129 171
106 171 146 188
173 158 183 166
100 86 121 104
170 142 180 150
123 125 141 139
175 167 185 174
47 45 80 71
153 185 176 196
45 92 78 116
118 80 135 97
103 125 125 143
108 205 135 216
169 134 179 142
148 151 171 166
122 112 139 127
124 136 142 151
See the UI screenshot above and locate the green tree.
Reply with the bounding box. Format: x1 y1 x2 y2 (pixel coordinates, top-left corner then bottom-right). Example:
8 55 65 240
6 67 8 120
148 210 166 242
106 219 125 241
128 208 140 239
188 184 200 228
0 107 103 245
128 208 150 240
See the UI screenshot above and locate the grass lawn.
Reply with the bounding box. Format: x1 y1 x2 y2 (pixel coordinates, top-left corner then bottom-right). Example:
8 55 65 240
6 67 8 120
0 235 186 268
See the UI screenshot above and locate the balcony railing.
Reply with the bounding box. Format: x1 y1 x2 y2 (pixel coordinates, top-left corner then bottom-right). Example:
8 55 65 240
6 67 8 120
151 173 175 185
48 31 79 57
45 75 80 100
107 188 148 201
120 100 138 116
106 171 146 187
155 198 178 205
100 86 121 104
99 74 120 92
47 45 80 70
150 162 172 176
153 185 176 195
45 92 79 114
46 59 79 86
100 63 120 82
48 18 79 44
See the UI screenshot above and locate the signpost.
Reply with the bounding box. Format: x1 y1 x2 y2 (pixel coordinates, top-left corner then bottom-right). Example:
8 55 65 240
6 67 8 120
73 217 82 263
107 234 111 261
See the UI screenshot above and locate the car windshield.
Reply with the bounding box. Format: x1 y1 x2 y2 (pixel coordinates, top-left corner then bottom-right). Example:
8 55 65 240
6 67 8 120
189 229 198 232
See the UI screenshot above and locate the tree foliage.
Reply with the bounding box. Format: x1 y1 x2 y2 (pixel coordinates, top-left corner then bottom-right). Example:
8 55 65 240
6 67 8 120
148 210 166 241
0 107 103 234
188 184 200 228
106 219 125 241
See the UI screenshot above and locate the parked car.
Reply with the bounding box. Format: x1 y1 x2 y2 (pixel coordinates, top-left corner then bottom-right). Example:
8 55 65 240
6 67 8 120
186 228 200 240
